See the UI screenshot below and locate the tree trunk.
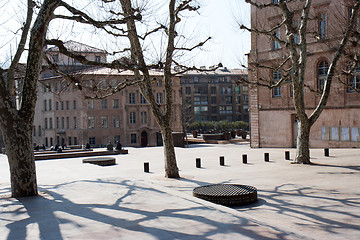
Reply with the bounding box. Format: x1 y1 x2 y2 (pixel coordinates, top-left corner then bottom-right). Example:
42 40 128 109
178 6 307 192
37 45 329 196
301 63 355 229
294 119 311 164
3 121 37 197
161 125 180 178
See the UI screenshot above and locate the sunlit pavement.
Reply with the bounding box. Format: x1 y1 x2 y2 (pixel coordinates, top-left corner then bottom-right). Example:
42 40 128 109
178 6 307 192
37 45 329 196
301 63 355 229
0 144 359 239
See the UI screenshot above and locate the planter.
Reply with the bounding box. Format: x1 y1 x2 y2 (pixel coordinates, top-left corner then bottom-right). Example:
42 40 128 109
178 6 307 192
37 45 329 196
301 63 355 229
241 131 247 139
192 131 198 138
223 132 231 140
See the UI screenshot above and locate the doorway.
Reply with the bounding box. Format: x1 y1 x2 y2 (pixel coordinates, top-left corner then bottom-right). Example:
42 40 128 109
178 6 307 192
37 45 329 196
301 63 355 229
141 131 148 147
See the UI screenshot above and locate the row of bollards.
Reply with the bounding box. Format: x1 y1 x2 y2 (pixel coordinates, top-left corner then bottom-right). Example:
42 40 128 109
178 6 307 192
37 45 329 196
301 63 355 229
143 148 331 172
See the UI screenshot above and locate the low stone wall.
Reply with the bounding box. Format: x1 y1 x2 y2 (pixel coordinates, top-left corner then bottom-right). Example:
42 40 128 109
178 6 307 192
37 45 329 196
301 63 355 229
35 149 128 160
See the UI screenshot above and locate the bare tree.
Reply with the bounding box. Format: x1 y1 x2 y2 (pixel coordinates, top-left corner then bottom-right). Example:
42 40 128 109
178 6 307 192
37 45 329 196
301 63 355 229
0 0 61 197
241 0 360 164
47 0 215 178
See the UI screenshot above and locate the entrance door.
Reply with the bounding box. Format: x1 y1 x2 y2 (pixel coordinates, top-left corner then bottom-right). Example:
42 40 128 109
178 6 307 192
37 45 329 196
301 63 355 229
156 132 163 146
141 131 148 147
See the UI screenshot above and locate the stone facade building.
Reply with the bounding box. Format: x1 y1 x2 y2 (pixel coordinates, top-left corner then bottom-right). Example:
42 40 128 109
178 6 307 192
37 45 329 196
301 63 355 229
248 0 360 148
180 68 249 123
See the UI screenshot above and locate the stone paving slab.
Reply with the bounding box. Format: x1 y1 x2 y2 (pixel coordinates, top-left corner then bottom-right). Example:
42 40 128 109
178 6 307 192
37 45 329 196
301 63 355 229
0 144 360 239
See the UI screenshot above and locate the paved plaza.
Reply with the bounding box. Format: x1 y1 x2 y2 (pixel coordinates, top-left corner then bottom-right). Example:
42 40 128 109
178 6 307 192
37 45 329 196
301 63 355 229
0 143 359 239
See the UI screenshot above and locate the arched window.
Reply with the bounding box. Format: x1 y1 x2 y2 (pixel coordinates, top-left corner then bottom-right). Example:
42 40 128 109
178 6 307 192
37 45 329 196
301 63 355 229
318 60 329 91
348 66 360 92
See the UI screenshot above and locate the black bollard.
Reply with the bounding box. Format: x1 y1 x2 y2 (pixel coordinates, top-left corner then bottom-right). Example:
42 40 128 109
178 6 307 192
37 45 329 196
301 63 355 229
196 158 201 168
324 148 329 157
242 154 247 164
285 151 290 160
220 156 225 166
264 153 269 162
144 162 149 172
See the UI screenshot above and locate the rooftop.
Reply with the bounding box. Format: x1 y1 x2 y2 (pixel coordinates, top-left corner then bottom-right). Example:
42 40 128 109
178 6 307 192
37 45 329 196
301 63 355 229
46 40 106 54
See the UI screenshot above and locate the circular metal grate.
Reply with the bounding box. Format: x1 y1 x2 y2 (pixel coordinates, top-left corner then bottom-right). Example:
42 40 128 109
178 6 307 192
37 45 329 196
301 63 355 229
193 184 257 206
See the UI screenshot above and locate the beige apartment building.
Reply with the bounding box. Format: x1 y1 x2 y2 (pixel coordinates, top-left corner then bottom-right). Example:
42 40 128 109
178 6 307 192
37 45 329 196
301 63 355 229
33 41 182 148
38 68 182 148
248 0 360 148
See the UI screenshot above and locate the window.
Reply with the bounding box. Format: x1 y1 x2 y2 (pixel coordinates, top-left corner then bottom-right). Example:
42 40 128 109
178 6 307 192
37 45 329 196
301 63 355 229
45 118 48 129
219 77 227 83
141 112 147 124
318 13 327 40
225 96 233 104
52 54 59 63
33 126 36 136
113 115 120 128
351 127 360 142
73 100 77 110
211 106 217 114
273 29 280 50
130 112 136 124
56 102 59 111
66 117 70 129
236 96 241 104
89 137 96 145
185 87 191 95
194 96 208 105
219 106 233 114
193 76 199 83
348 67 360 92
61 101 64 110
293 20 299 44
140 94 147 104
49 118 53 129
318 60 329 91
88 116 95 129
220 86 232 95
101 99 108 109
68 137 72 146
272 71 282 97
243 95 249 103
235 86 240 94
129 93 136 104
272 0 279 3
48 99 52 111
114 135 120 144
156 92 163 104
55 83 58 92
38 125 41 136
66 101 69 110
95 55 101 63
73 117 77 129
56 117 59 129
194 106 208 115
74 137 78 145
112 99 119 108
61 117 65 129
211 96 217 104
131 134 137 143
44 100 47 111
101 116 108 128
211 86 216 95
88 99 94 109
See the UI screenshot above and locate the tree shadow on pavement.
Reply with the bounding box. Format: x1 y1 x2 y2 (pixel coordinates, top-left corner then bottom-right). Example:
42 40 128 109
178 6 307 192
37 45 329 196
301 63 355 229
0 179 303 240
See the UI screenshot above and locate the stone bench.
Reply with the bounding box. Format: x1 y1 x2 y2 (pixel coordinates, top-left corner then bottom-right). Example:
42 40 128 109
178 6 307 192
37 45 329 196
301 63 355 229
83 157 116 166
